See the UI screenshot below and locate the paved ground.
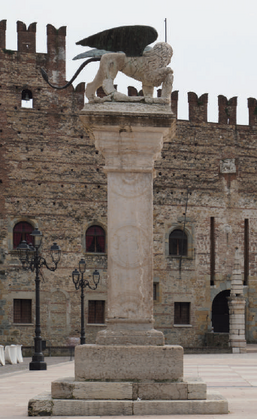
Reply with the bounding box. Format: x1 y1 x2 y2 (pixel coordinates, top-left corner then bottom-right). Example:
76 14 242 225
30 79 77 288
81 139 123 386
1 349 257 418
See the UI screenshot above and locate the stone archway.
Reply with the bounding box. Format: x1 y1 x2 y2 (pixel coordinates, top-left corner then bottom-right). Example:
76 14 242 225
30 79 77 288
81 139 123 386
212 290 230 333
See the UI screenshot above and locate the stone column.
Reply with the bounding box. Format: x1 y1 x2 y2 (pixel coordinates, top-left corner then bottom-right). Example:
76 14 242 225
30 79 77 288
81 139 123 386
80 102 176 346
228 297 246 353
228 248 246 353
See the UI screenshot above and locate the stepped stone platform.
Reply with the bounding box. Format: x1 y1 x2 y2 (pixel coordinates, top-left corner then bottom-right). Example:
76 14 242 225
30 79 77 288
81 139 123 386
28 344 228 416
28 378 228 416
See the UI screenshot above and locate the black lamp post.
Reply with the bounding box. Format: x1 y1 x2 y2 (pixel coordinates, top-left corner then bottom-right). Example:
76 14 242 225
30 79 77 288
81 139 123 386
72 259 100 344
17 228 61 370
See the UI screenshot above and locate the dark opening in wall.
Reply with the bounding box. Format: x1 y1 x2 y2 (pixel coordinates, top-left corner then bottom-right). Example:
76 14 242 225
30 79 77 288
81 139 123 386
169 229 187 256
86 225 105 253
13 299 32 323
13 221 34 249
153 283 159 301
174 302 190 325
88 300 105 324
212 290 230 332
21 89 33 108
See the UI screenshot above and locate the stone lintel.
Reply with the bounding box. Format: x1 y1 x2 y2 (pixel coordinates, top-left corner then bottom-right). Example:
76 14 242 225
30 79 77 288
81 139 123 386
75 344 183 381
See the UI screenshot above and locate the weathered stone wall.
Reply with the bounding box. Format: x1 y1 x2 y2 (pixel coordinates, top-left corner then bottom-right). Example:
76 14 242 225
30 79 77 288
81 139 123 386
0 21 107 347
153 117 257 346
1 20 257 349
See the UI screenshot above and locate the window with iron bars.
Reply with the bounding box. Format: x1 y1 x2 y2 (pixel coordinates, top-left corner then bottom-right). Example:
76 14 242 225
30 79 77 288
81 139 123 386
169 229 187 256
88 300 105 324
13 299 32 323
174 302 190 325
86 225 105 253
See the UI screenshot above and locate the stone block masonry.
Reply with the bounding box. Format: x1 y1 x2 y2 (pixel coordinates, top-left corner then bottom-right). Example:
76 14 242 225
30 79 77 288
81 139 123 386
51 376 207 401
28 393 228 416
75 344 183 381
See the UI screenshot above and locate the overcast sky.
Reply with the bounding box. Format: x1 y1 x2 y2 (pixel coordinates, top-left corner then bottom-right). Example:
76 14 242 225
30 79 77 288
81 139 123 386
1 0 257 124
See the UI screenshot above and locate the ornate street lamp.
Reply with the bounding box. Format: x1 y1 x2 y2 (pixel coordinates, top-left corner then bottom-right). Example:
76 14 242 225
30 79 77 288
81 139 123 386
72 259 100 344
17 228 61 370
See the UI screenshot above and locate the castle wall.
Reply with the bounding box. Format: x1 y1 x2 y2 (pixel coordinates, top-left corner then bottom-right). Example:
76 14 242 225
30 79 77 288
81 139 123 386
153 118 257 346
1 21 257 349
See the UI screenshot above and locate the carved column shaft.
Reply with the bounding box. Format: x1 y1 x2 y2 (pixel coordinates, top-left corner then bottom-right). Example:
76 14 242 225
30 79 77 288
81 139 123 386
80 103 175 345
97 127 162 325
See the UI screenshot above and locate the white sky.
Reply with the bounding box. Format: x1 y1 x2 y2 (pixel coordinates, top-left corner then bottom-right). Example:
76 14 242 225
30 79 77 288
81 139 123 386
1 0 257 124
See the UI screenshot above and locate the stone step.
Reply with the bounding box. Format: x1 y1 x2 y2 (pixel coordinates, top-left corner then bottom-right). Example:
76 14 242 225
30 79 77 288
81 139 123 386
51 377 206 401
28 392 228 416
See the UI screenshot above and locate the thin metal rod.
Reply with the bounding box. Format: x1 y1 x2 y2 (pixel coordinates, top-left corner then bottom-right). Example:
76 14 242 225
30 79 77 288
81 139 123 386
164 18 167 43
80 278 86 345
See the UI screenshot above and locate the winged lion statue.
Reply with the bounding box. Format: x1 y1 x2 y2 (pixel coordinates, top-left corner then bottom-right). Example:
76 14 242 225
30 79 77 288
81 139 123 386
41 25 174 104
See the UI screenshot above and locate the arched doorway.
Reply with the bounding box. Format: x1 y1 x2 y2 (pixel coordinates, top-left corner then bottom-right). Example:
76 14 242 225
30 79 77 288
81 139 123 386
212 290 230 333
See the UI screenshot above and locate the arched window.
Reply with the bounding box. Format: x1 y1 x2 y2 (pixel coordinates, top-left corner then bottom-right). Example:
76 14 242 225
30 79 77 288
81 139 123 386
86 225 105 253
13 221 34 249
169 229 187 256
21 89 33 108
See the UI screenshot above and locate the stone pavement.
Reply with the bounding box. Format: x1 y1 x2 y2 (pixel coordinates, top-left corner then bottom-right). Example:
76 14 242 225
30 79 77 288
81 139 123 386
0 350 257 418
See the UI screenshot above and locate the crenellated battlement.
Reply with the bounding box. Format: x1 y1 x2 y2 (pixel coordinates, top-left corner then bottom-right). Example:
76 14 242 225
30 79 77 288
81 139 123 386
0 20 67 86
0 19 6 49
218 95 237 125
248 98 257 127
1 19 257 125
188 92 208 123
17 21 37 53
46 24 66 85
0 20 86 111
0 20 66 56
105 86 257 127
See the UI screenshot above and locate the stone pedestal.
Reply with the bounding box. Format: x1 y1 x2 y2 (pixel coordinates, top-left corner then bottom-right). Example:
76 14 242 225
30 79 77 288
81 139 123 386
28 102 228 416
228 296 246 353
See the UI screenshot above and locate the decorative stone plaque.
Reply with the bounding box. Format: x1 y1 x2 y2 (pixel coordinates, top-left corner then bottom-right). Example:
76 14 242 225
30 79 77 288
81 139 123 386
220 158 236 174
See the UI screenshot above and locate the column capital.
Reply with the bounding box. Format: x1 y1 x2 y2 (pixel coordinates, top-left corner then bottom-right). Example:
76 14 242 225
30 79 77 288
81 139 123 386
80 103 176 172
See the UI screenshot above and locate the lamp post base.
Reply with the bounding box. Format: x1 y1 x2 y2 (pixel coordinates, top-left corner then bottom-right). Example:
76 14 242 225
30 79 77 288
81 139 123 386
29 360 47 370
29 352 47 370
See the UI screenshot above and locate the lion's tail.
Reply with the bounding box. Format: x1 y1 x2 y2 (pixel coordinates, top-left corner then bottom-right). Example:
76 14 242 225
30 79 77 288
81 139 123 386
40 57 101 90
